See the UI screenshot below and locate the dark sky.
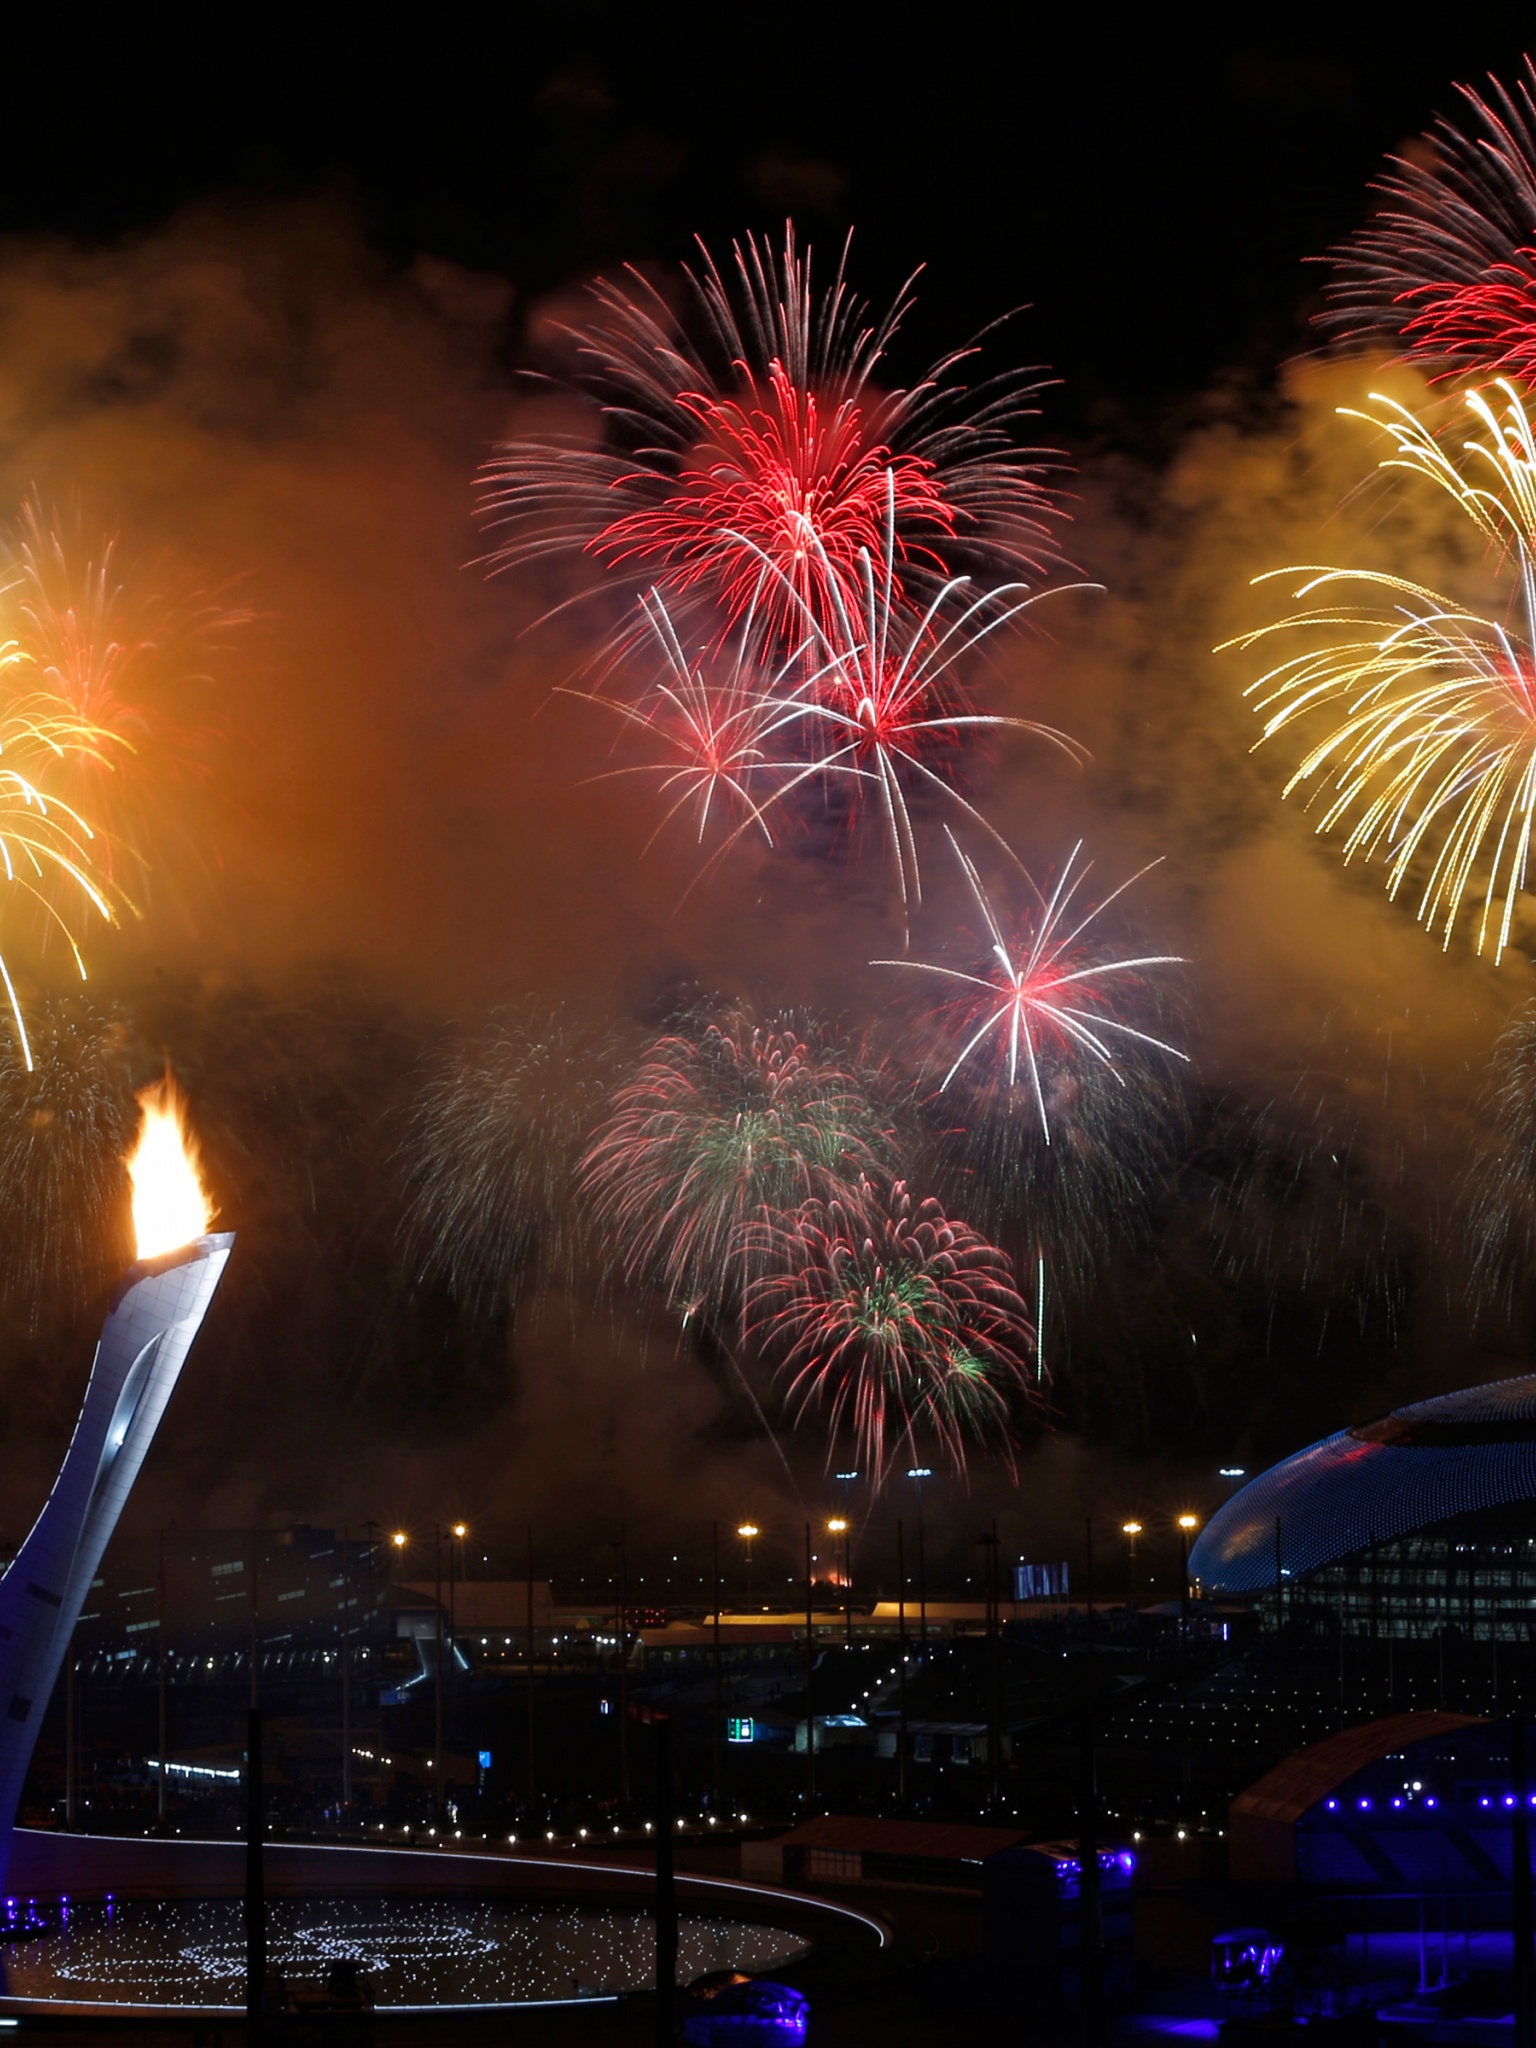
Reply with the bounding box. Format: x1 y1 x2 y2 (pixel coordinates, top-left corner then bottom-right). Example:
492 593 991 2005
5 12 1534 434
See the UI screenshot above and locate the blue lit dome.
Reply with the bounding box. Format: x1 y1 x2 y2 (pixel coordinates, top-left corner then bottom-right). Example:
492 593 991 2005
1188 1373 1536 1595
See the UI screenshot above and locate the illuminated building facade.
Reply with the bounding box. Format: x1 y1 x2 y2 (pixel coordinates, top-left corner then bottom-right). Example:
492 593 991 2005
0 1233 232 1879
1188 1373 1536 1638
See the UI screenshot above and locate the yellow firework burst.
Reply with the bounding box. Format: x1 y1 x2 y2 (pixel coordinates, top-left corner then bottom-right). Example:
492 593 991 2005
0 636 122 1070
1226 379 1536 959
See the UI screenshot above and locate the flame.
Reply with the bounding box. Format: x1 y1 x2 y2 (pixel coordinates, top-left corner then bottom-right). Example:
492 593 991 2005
128 1075 213 1261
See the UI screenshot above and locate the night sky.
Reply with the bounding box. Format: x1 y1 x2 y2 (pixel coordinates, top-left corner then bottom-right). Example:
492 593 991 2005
3 14 1530 426
0 15 1532 1568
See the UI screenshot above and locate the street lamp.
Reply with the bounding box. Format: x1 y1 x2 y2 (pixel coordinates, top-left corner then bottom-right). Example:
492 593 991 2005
1175 1514 1200 1815
828 1518 852 1647
448 1523 469 1760
737 1524 759 1608
1176 1516 1200 1636
1121 1521 1143 1611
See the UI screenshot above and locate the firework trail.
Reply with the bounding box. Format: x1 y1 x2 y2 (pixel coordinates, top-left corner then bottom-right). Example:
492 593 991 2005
569 497 1088 920
579 1006 901 1313
402 1008 616 1317
1194 1067 1412 1340
0 646 124 1070
744 1175 1038 1484
1324 58 1536 384
1464 999 1536 1312
477 225 1066 648
3 497 248 899
763 490 1089 927
875 831 1185 1137
565 584 814 859
1229 380 1536 960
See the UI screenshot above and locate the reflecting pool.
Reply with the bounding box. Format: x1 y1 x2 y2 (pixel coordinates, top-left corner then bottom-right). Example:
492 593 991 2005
0 1895 812 2010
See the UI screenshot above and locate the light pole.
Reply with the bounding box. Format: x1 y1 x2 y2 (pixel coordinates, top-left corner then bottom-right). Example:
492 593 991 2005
432 1525 444 1821
449 1523 467 1760
906 1470 933 1648
1176 1513 1200 1817
737 1524 759 1609
1177 1515 1199 1638
1122 1521 1142 1612
828 1519 852 1648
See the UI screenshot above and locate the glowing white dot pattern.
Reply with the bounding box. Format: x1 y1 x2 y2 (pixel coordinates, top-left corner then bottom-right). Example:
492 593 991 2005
0 1897 811 2011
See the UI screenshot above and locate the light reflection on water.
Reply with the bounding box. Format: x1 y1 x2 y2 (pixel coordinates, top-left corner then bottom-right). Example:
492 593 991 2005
0 1895 811 2009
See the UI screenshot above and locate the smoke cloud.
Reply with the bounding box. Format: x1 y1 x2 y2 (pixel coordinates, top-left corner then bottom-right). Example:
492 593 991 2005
0 197 1523 1571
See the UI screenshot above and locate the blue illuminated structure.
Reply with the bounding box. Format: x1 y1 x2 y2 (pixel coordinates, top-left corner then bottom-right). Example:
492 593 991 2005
681 1975 808 2044
1230 1713 1533 1926
1188 1372 1536 1597
0 1233 232 1888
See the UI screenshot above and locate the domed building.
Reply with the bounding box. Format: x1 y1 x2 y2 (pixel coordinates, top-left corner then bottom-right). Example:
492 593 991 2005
1188 1374 1536 1637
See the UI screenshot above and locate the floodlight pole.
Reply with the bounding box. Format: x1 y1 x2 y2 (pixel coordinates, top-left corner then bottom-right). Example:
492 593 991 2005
896 1520 909 1805
710 1523 723 1810
1515 1715 1534 2048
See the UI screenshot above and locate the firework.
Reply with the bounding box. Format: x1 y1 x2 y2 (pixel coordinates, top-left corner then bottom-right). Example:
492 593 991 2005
566 585 813 858
579 1006 900 1312
779 498 1088 922
0 650 124 1068
1465 1000 1536 1311
744 1176 1037 1483
3 498 247 898
1229 380 1536 959
1324 59 1536 382
875 832 1185 1137
477 225 1066 646
402 1008 616 1316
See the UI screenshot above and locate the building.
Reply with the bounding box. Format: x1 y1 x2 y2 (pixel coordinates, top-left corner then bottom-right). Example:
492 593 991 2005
1188 1372 1536 1636
1229 1710 1530 1928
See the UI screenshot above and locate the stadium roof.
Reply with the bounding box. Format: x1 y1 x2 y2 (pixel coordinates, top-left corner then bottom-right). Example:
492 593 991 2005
1230 1713 1482 1831
1188 1373 1536 1595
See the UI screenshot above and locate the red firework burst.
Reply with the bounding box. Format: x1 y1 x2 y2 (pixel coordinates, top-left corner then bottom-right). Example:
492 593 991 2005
478 226 1067 644
777 490 1087 926
1324 58 1536 381
745 1177 1038 1484
592 358 956 642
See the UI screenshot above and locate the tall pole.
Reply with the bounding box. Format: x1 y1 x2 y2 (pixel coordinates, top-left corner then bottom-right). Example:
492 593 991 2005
448 1527 459 1756
433 1525 444 1821
843 1523 853 1649
981 1521 1001 1810
64 1633 75 1830
156 1527 167 1827
710 1523 723 1811
1080 1517 1103 2047
804 1523 816 1801
618 1527 631 1808
340 1525 352 1818
249 1541 260 1712
1515 1715 1534 2048
654 1713 677 2048
1178 1519 1193 1813
917 1483 928 1650
525 1524 536 1816
245 1705 266 2043
896 1520 909 1804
